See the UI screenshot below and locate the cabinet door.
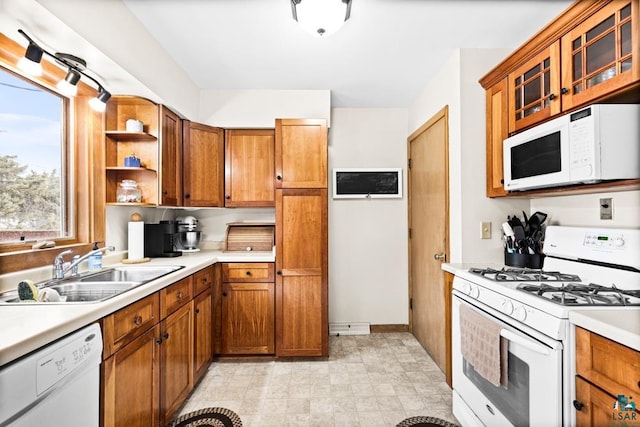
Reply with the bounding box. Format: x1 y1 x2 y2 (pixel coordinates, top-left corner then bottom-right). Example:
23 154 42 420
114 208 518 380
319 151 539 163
160 106 182 206
275 119 328 189
275 188 328 356
485 79 509 198
225 129 275 207
183 121 224 207
193 287 213 384
221 282 275 354
561 1 638 110
508 41 562 132
160 302 193 425
102 325 161 427
575 376 620 427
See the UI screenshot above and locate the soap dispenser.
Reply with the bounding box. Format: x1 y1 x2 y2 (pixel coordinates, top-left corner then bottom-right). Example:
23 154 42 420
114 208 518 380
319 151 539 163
88 242 102 270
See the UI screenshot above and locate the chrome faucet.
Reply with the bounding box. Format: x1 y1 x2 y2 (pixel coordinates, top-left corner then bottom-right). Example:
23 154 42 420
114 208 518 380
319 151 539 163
52 246 115 279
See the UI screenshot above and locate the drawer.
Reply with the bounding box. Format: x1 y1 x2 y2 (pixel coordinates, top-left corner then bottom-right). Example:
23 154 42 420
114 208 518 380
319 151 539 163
193 266 214 296
102 293 160 358
576 327 640 397
160 276 193 318
222 263 274 283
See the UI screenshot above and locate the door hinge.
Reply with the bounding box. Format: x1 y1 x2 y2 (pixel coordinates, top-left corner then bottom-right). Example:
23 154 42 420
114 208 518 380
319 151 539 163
408 159 412 169
409 298 413 310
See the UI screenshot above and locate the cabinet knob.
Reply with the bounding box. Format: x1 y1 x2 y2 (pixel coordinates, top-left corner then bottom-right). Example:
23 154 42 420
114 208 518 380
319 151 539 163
133 315 143 326
222 292 227 297
276 271 282 275
276 175 282 181
549 93 557 101
177 291 183 300
573 400 584 411
195 308 200 314
225 195 231 199
163 332 169 340
156 338 163 344
185 193 190 199
246 271 251 276
561 87 569 95
162 190 168 195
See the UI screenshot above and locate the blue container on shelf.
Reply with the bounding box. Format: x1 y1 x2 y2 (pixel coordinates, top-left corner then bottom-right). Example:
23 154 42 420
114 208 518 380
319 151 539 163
124 154 141 168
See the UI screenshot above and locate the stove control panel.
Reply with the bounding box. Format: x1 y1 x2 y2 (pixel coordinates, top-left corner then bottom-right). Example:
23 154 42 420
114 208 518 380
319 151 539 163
583 232 625 249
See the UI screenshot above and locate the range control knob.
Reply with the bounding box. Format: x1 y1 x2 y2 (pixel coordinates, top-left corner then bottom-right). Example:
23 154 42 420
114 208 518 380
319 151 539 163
461 282 472 295
502 300 514 315
470 286 480 298
513 305 527 321
614 236 625 248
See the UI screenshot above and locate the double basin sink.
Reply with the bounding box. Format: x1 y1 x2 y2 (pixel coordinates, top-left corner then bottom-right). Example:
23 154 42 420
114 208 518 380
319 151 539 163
0 265 184 304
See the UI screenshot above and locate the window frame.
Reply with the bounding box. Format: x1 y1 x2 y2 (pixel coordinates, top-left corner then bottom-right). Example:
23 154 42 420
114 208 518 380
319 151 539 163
0 33 105 274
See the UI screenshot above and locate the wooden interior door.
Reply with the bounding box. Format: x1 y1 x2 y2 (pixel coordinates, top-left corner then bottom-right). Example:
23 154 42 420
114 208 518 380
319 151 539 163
407 106 450 374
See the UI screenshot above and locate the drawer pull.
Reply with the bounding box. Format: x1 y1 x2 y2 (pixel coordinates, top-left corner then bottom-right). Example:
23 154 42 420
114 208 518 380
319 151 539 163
133 315 143 326
201 277 208 283
573 400 584 411
246 271 252 276
222 292 227 297
177 291 183 300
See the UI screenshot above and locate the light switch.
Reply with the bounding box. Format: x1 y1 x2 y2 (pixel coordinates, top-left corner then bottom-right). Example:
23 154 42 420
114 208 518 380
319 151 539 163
481 221 492 239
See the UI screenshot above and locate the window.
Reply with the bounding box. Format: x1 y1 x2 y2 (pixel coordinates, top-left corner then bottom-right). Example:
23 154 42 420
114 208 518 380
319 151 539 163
0 33 104 274
0 69 70 245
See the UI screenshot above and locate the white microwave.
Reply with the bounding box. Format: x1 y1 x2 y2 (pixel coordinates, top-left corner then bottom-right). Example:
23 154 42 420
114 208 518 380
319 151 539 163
503 104 640 191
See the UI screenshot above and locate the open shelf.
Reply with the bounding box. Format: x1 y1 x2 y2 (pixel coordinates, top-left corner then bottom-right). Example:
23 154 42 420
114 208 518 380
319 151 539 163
105 131 157 141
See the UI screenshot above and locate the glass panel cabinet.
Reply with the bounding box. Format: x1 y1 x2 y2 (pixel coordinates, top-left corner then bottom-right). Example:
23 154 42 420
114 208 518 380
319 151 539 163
561 1 637 110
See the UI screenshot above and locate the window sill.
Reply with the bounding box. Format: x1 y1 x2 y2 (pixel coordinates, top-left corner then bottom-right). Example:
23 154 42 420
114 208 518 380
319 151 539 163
0 242 95 275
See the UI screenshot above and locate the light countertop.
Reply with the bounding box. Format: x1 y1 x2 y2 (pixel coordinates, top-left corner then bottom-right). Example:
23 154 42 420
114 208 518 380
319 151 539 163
569 310 640 351
0 249 274 367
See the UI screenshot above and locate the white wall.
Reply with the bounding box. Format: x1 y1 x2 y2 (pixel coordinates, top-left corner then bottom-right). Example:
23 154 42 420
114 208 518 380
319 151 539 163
328 108 409 325
408 48 529 264
531 191 640 228
199 90 331 128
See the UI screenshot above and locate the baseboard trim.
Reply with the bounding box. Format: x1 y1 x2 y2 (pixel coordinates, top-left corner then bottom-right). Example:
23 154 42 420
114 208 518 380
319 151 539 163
370 324 409 333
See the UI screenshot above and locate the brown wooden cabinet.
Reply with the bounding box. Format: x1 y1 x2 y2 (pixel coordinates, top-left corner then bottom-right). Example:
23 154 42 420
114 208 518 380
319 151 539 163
574 327 640 426
220 263 275 355
275 119 328 189
183 121 224 207
101 267 216 427
275 188 328 357
102 324 161 427
225 129 275 207
160 106 182 206
480 0 640 198
160 302 193 425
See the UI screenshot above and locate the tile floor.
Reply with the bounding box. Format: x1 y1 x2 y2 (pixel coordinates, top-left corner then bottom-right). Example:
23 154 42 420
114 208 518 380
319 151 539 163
178 332 458 426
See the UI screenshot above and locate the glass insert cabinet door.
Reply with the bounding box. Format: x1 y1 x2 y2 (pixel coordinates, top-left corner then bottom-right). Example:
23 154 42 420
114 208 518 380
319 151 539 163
508 41 562 133
561 1 637 110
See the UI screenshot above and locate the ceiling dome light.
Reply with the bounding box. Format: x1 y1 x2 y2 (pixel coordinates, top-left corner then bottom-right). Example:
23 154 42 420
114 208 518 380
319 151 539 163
291 0 352 37
56 68 81 97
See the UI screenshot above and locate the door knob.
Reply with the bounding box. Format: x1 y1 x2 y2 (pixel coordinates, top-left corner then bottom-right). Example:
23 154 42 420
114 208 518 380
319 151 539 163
433 253 446 261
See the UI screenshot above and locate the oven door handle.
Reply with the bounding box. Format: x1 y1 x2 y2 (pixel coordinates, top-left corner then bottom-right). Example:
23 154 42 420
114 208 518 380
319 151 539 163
500 329 550 355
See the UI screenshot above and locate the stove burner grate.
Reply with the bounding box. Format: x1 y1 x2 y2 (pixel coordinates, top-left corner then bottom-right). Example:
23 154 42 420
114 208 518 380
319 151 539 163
469 267 581 282
516 282 640 306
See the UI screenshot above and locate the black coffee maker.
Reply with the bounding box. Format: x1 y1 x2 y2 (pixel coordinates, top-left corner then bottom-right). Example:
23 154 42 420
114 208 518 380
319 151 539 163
144 220 182 258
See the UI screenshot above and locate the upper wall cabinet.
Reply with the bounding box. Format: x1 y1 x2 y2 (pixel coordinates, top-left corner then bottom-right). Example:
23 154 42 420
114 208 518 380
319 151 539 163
224 129 275 207
159 107 183 207
481 0 639 198
275 119 328 189
183 121 224 207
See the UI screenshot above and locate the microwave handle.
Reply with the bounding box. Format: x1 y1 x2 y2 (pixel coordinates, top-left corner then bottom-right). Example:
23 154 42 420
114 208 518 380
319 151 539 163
500 329 550 355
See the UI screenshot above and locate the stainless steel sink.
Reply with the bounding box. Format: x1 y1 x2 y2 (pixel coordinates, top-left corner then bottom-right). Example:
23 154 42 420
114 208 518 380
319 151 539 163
0 265 184 304
79 266 182 283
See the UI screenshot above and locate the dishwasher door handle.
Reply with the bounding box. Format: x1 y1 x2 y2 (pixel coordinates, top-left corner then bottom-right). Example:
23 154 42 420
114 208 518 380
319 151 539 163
500 329 550 355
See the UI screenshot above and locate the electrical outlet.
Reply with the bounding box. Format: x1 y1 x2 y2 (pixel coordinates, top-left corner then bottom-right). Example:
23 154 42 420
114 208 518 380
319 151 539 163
481 221 492 239
600 198 613 220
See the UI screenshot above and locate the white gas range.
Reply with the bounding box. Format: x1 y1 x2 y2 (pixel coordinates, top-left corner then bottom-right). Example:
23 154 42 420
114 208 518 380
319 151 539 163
450 226 640 427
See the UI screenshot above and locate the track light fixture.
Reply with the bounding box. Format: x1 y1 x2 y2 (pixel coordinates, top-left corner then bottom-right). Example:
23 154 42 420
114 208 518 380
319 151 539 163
16 29 111 112
291 0 352 37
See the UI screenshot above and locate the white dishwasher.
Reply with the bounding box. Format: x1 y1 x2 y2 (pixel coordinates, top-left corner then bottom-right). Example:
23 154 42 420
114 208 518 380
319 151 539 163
0 323 102 427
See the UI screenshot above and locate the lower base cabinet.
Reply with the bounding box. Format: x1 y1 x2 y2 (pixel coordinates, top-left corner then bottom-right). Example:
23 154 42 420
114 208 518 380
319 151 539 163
101 266 215 427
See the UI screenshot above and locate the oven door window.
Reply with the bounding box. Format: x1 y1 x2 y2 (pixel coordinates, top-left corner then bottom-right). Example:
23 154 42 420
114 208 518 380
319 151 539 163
463 353 529 426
